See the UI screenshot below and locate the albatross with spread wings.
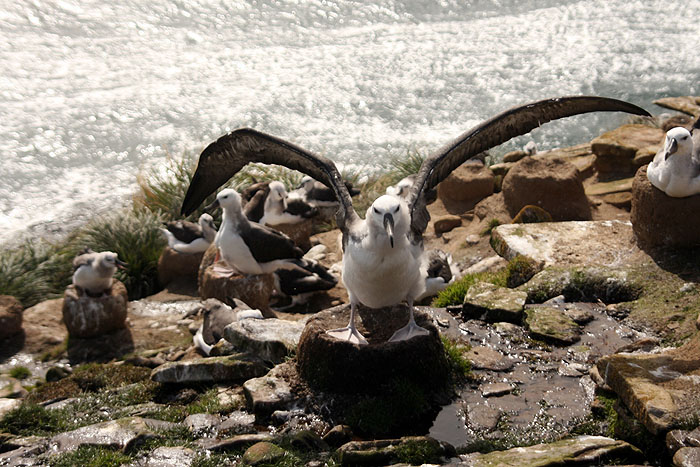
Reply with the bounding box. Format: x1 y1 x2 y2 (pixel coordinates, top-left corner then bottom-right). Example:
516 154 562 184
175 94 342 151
182 96 650 345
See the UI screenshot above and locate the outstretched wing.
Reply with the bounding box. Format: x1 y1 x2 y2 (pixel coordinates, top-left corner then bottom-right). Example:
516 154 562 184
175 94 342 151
407 95 651 236
181 128 359 230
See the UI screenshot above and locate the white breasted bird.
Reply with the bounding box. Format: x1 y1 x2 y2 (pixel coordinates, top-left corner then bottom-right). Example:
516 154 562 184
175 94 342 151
72 249 127 296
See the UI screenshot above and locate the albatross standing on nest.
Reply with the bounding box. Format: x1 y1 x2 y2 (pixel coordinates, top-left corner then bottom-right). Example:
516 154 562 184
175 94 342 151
181 96 649 344
647 117 700 197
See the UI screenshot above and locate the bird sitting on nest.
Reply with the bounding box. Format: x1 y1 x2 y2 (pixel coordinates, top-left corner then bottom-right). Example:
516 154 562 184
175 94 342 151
272 253 338 310
241 181 318 226
160 213 217 254
386 174 437 204
416 249 456 302
72 248 127 297
647 117 700 198
205 188 306 276
292 175 361 208
181 95 649 344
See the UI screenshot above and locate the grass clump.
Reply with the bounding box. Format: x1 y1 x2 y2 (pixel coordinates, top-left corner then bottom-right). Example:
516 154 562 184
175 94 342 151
441 336 472 380
395 437 444 465
432 268 508 307
9 366 31 380
481 218 501 236
505 255 541 288
0 403 68 436
73 209 166 300
48 445 131 467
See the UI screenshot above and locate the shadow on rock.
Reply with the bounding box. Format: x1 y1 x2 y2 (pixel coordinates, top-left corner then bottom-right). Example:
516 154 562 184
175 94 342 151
67 327 135 364
0 331 25 362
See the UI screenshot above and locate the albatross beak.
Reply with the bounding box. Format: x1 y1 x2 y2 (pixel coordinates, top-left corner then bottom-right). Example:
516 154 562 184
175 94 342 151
665 138 678 160
383 213 394 248
204 199 220 213
116 259 128 269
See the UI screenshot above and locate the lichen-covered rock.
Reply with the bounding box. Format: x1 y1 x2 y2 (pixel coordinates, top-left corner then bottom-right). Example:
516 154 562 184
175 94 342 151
49 417 176 453
524 306 581 345
674 447 700 467
150 353 269 384
591 124 664 174
296 304 449 395
199 252 275 313
337 436 454 466
631 165 700 249
654 96 700 117
62 281 128 338
490 220 646 268
437 162 494 203
595 335 700 435
0 295 23 340
242 441 287 466
195 433 273 452
462 281 526 324
139 446 197 467
501 157 591 221
465 435 643 466
157 246 205 287
224 318 306 365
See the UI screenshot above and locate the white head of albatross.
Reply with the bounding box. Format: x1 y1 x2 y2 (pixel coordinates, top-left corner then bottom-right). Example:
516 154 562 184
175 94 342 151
180 95 650 345
72 250 127 296
647 126 700 198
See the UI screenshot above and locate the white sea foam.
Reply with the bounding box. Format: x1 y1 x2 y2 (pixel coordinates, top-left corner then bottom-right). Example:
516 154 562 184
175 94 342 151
1 0 699 242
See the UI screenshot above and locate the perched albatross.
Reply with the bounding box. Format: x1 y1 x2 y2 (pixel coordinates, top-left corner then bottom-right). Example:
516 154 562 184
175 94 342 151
72 249 127 296
181 96 650 344
206 188 305 275
647 123 700 197
293 175 361 207
161 213 217 254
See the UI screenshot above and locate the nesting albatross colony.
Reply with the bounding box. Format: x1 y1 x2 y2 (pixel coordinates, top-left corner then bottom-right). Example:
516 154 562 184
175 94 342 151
3 95 700 467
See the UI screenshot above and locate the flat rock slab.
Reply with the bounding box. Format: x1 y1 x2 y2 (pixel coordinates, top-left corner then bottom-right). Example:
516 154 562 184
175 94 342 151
150 353 269 384
296 304 450 394
595 335 700 435
462 281 526 324
466 435 643 466
337 436 454 466
490 220 646 268
224 318 306 365
524 306 581 346
196 433 274 452
138 446 196 467
243 371 294 416
49 417 176 453
674 447 700 467
654 96 700 117
464 346 514 372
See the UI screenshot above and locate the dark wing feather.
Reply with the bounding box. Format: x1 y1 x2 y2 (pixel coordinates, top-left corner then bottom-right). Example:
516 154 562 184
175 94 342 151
286 198 318 218
164 220 202 243
181 128 358 230
239 222 304 263
407 96 651 236
242 189 267 222
72 254 95 270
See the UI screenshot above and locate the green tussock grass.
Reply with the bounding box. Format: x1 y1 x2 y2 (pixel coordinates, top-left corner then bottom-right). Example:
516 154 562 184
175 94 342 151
9 366 31 380
73 209 166 300
441 336 473 380
48 446 132 467
431 268 508 307
481 218 501 236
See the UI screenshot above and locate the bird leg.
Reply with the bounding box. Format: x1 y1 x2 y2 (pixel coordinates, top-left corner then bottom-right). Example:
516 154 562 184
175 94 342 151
326 301 368 345
388 299 430 342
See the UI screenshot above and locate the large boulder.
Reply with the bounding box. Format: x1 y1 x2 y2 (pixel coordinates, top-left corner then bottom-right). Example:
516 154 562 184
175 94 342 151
157 246 205 287
437 162 494 204
224 317 306 365
0 295 23 340
501 157 591 221
631 164 700 249
591 124 664 175
62 281 128 338
296 304 449 395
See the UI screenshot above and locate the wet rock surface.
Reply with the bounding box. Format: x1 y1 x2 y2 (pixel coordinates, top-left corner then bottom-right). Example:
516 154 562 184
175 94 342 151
150 353 270 384
462 281 526 323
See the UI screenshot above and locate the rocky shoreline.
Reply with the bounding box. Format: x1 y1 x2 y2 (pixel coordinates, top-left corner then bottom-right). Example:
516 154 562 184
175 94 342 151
1 96 700 466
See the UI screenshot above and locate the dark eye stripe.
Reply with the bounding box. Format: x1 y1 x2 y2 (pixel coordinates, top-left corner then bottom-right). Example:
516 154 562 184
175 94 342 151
393 205 399 213
373 207 380 214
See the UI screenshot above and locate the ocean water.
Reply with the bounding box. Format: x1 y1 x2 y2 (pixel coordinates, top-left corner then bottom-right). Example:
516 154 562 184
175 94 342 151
1 0 699 242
